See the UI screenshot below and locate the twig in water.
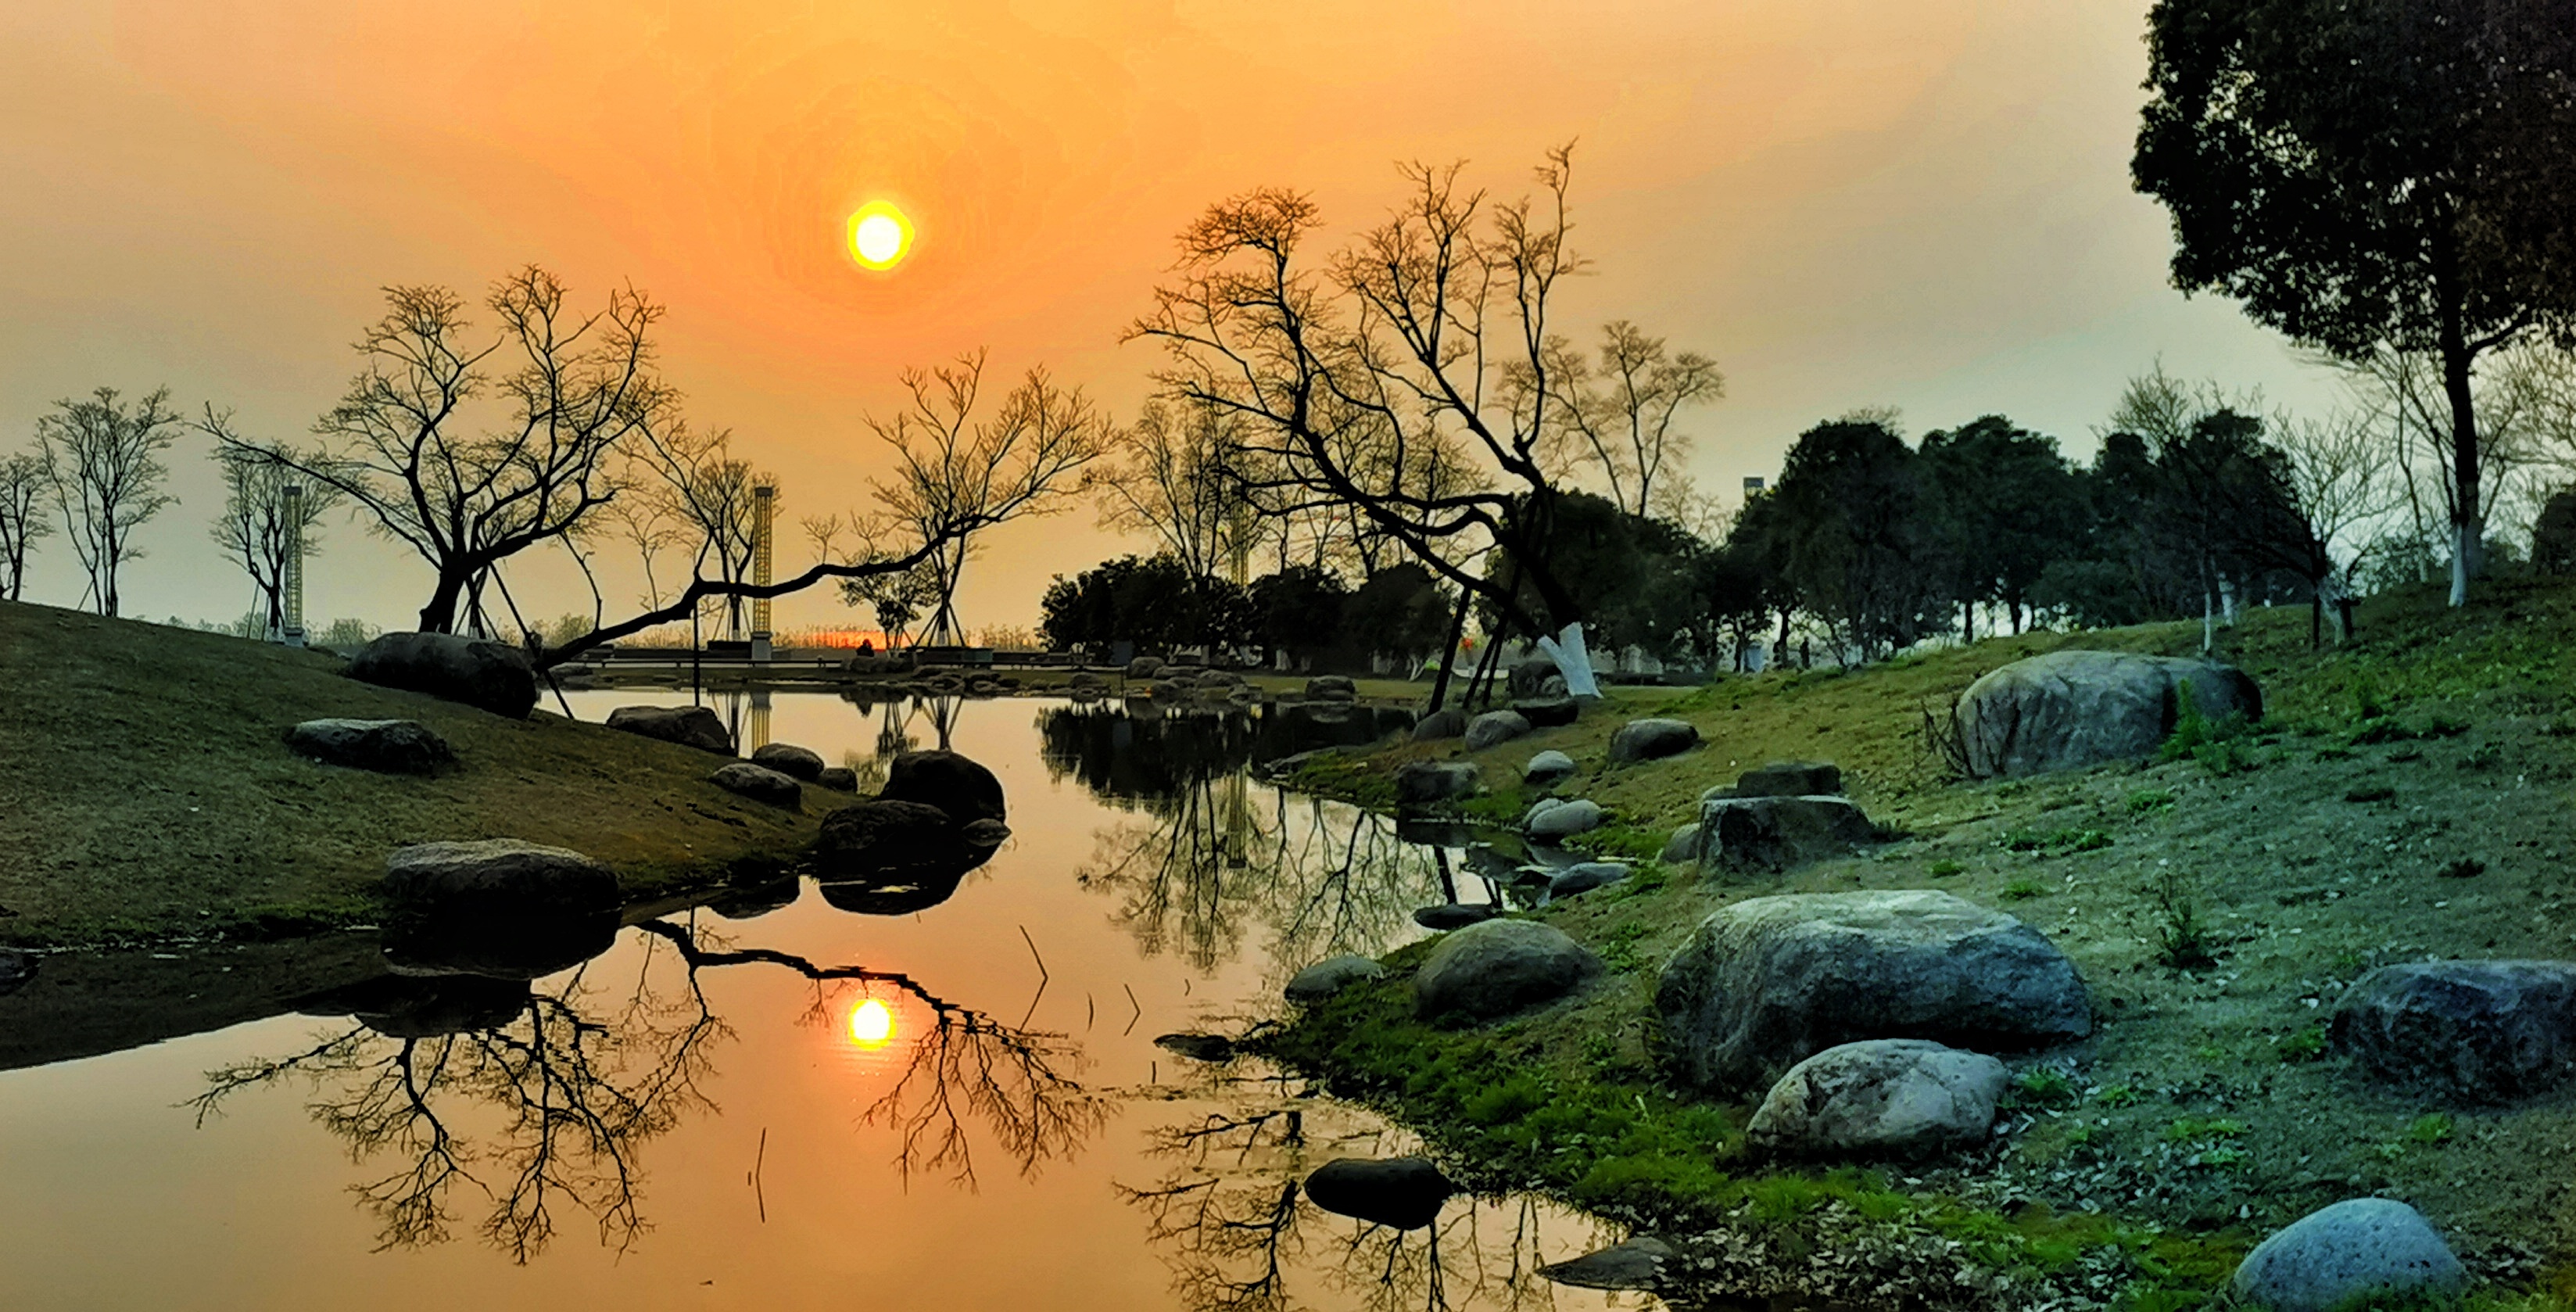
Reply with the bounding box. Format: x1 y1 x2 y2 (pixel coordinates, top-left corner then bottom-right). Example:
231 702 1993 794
751 1127 769 1223
1123 983 1141 1036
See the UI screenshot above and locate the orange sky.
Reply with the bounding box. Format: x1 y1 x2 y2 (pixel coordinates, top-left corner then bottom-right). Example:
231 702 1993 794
0 1 2337 635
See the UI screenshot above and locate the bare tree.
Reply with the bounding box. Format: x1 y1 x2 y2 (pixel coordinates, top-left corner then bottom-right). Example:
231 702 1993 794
219 268 678 635
0 451 50 602
200 413 346 640
1542 320 1723 518
2270 409 2396 643
626 421 774 638
34 386 185 616
1097 396 1259 580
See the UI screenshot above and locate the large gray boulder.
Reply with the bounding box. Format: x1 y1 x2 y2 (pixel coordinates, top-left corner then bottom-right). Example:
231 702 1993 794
607 704 734 755
750 742 826 781
2231 1199 2464 1312
1656 891 2092 1092
1736 760 1843 797
2333 959 2576 1102
880 749 1006 824
382 839 618 916
346 632 538 719
1411 708 1467 741
1527 798 1605 840
1415 918 1602 1024
710 762 802 808
284 719 454 774
1464 709 1532 751
1523 749 1576 787
1395 760 1480 805
1697 795 1878 871
1745 1040 2009 1158
1954 650 2262 777
1305 1157 1454 1230
1607 718 1700 765
1286 955 1388 1004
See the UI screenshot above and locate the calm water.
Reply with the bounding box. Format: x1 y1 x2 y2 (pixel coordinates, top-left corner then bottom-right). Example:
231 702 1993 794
0 690 1652 1312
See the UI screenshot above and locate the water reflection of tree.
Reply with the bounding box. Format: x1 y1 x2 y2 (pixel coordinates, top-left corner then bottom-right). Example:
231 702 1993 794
191 919 1102 1261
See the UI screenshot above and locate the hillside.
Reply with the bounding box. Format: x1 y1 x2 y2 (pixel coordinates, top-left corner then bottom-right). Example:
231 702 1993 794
0 600 825 948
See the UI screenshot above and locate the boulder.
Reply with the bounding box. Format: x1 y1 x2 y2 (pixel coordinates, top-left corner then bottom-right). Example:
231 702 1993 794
1126 656 1164 679
283 719 455 774
816 869 970 916
1539 1238 1672 1292
1304 1157 1455 1231
1607 718 1700 765
1153 1032 1237 1063
1513 697 1580 728
1524 797 1567 827
2231 1199 2465 1312
961 817 1012 848
1523 750 1576 787
1413 903 1502 930
345 632 539 719
816 765 859 792
1548 862 1632 898
1414 918 1602 1024
0 949 35 998
1286 955 1386 1004
1527 798 1606 841
1660 823 1701 865
382 839 618 916
1656 890 2093 1092
1464 710 1532 751
1541 674 1569 697
1744 1039 2009 1158
751 742 826 781
607 704 734 755
2332 959 2576 1101
1954 650 2263 778
1697 795 1878 872
880 749 1007 824
1305 675 1357 701
1394 761 1480 805
1736 760 1843 797
817 798 965 873
1506 654 1560 699
1411 708 1467 742
709 762 802 808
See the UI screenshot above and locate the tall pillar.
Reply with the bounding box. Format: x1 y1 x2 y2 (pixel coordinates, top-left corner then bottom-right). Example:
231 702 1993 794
281 483 306 649
750 483 775 663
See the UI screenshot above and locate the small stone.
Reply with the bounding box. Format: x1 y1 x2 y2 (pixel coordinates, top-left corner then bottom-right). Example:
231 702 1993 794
1465 710 1532 751
1661 823 1701 865
1413 903 1502 930
382 839 618 916
1286 955 1386 1004
1527 798 1605 840
2231 1199 2464 1312
1523 749 1576 787
710 762 802 808
1607 718 1700 764
1305 675 1357 701
750 742 826 781
1547 862 1632 898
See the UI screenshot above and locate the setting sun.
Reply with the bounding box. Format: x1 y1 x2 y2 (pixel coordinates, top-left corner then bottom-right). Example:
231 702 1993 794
847 201 913 271
848 997 895 1048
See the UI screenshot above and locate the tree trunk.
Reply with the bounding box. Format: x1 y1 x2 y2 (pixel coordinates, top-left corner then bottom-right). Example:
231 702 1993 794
2438 259 2483 608
1425 584 1474 713
418 568 468 634
1961 600 1974 645
1533 622 1601 699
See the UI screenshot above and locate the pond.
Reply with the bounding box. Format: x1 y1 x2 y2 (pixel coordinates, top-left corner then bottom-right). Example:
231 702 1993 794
0 690 1659 1312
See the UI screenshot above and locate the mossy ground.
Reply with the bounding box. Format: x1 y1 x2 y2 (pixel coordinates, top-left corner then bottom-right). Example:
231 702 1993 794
0 599 829 948
1257 579 2576 1308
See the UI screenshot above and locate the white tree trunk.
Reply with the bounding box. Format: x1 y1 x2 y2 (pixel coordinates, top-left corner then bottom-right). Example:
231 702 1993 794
1533 622 1602 699
2449 522 2472 608
2219 576 2238 626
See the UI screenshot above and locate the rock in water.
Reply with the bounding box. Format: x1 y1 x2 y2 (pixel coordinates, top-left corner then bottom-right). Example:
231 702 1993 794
817 798 965 874
1411 708 1467 741
1465 710 1532 751
1547 862 1632 898
346 632 539 719
382 839 618 916
750 742 826 781
1527 798 1605 840
1414 918 1601 1024
1413 903 1502 930
2332 959 2576 1101
1539 1238 1673 1292
1697 795 1877 871
1394 761 1480 805
1954 650 2262 777
879 749 1007 824
1286 955 1387 1003
1153 1032 1237 1063
1745 1040 2008 1158
710 762 802 808
606 704 735 755
1735 760 1843 797
283 719 455 774
816 765 859 792
1656 890 2091 1092
1523 749 1576 787
1304 1157 1455 1230
1305 674 1357 701
2231 1199 2464 1312
1607 718 1700 764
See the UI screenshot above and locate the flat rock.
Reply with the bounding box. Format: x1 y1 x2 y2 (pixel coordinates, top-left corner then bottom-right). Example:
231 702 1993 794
1736 760 1843 796
382 839 618 916
1413 903 1503 930
1394 760 1480 805
607 704 734 755
880 749 1007 824
1955 650 2262 777
1465 710 1532 751
1539 1238 1673 1292
817 798 966 875
2231 1199 2464 1312
1513 697 1579 728
284 718 455 774
1304 1157 1454 1230
1523 749 1576 787
2333 959 2576 1102
1414 918 1601 1025
1411 708 1467 741
1697 795 1877 871
1547 862 1632 898
1527 798 1605 840
709 762 802 808
1745 1039 2008 1158
346 632 539 719
1656 890 2092 1092
1661 823 1701 865
1607 718 1699 765
749 742 826 781
816 765 859 792
1286 955 1386 1004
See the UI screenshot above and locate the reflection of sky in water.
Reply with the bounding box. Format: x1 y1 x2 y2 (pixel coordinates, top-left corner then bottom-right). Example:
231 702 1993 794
0 694 1643 1312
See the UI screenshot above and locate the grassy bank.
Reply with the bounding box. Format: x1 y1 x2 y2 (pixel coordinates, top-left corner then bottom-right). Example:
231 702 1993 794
1256 579 2576 1308
0 600 828 948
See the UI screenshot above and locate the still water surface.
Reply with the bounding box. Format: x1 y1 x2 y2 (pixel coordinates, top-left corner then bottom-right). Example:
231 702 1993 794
0 691 1653 1311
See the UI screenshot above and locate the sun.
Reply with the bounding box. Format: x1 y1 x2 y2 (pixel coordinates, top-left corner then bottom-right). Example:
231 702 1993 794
848 998 895 1049
847 201 913 271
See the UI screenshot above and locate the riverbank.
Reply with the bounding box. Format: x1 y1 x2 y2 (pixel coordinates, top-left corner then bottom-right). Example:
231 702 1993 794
1256 579 2576 1309
0 600 827 948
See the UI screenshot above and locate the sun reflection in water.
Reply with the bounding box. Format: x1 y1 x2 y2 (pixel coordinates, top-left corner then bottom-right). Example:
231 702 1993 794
848 997 895 1049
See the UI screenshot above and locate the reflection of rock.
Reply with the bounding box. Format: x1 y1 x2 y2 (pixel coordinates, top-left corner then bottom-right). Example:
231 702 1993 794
1394 761 1479 805
1393 817 1478 847
346 632 538 719
1285 955 1386 1003
606 704 735 755
2232 1199 2463 1312
710 762 802 808
1153 1032 1237 1063
1413 903 1501 930
1745 1039 2008 1158
880 749 1007 824
706 877 801 920
284 718 455 774
382 839 618 916
1304 675 1356 701
1541 1237 1673 1291
1414 919 1601 1024
815 870 969 916
384 909 620 980
750 742 826 781
1304 1156 1454 1230
335 973 534 1038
